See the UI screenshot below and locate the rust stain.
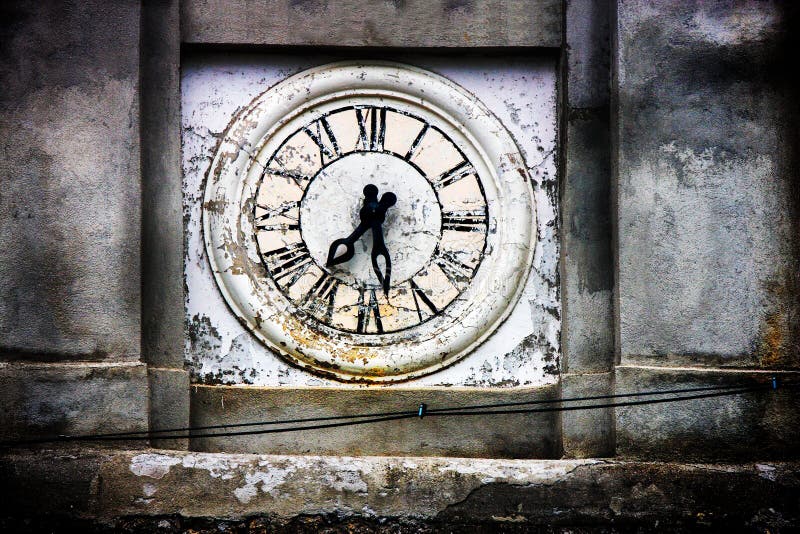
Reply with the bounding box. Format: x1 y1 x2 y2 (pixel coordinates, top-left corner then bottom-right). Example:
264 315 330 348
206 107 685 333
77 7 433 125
202 199 226 214
757 273 798 368
760 310 785 367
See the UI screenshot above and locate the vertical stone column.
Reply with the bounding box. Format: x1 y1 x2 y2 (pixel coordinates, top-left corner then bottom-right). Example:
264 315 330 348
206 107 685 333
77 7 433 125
559 0 615 458
141 0 189 450
0 0 148 441
613 0 800 459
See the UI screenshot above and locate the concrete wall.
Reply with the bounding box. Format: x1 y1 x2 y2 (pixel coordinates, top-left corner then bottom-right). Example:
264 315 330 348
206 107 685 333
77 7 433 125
615 0 799 368
0 0 148 441
613 0 800 458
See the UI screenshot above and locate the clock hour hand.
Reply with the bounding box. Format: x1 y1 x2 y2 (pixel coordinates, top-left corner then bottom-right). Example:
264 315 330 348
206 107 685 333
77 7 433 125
325 184 381 267
325 221 369 267
371 192 397 295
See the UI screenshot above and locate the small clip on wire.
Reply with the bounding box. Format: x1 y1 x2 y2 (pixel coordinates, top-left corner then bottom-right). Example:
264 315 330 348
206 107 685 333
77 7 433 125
418 403 427 419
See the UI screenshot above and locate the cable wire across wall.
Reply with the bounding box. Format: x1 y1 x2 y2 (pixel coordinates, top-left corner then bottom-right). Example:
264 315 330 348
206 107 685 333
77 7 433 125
2 378 796 447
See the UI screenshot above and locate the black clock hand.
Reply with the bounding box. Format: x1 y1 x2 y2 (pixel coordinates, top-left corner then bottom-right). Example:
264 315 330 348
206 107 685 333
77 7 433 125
370 192 397 295
325 184 380 267
325 220 369 267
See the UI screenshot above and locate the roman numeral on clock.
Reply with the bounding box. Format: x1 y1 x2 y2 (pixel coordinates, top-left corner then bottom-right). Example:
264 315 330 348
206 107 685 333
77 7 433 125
432 160 474 190
302 272 340 322
254 200 300 231
410 279 438 321
356 288 383 334
303 118 340 163
266 165 312 189
441 208 488 232
263 242 313 286
355 107 386 152
404 122 429 161
434 252 475 285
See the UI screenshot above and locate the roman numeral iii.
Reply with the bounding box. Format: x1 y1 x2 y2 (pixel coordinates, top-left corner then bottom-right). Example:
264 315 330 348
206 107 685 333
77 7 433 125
441 208 488 232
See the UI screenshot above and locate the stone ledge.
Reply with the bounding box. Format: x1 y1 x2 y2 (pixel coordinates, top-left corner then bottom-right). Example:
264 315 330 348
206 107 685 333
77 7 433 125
1 447 799 530
181 0 562 48
0 362 149 442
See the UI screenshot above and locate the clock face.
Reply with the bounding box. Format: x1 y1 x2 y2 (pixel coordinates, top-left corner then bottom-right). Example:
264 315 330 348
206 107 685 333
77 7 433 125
255 104 488 334
204 62 535 382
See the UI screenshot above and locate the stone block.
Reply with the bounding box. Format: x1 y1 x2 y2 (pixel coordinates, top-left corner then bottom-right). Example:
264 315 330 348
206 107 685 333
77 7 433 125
615 0 800 366
560 372 614 458
3 448 799 530
190 385 560 458
148 367 189 451
615 365 800 460
0 0 142 361
181 0 562 48
0 362 148 442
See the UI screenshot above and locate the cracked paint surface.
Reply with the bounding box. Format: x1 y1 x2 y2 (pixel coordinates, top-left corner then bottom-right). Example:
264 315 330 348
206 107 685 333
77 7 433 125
182 54 559 387
126 452 596 513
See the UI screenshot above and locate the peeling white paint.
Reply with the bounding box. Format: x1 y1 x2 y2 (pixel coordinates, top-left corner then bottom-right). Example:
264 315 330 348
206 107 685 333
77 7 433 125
181 453 242 479
435 458 599 485
234 469 291 503
130 454 181 479
182 54 559 387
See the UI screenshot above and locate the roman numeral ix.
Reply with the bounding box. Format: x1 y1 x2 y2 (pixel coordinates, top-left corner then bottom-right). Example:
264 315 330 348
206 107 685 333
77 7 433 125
254 201 300 231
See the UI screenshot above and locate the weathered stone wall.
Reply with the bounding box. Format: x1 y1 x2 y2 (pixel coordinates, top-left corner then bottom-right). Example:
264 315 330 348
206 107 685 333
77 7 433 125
615 0 799 367
612 0 800 459
1 0 799 530
0 0 148 440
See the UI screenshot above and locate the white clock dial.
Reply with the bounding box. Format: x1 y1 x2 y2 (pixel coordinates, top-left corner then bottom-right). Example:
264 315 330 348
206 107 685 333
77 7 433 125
204 62 535 382
255 104 488 334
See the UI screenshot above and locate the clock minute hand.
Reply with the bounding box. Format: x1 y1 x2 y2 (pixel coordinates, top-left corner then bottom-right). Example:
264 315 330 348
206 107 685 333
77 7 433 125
370 192 397 296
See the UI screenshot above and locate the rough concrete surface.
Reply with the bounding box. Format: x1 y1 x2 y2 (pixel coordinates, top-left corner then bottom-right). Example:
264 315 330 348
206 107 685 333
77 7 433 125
0 361 149 442
615 366 800 461
0 0 142 361
561 372 614 458
181 0 562 48
615 0 800 366
190 384 559 458
2 448 799 532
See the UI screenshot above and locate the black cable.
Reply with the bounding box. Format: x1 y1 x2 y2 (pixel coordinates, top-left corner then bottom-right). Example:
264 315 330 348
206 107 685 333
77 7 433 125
32 381 786 440
428 385 785 417
3 381 793 446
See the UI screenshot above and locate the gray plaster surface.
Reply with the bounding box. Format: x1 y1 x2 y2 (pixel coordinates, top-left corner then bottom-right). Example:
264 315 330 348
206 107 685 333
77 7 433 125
190 384 559 458
615 365 800 461
561 372 614 458
141 0 184 369
181 0 562 48
0 0 142 361
561 0 614 374
614 0 800 366
0 361 148 442
2 448 799 530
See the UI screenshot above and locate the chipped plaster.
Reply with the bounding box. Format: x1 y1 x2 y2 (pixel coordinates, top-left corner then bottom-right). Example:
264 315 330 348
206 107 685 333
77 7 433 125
182 53 559 387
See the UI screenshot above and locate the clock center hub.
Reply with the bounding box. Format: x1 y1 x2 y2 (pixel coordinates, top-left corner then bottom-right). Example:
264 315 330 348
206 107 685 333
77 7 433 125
299 152 441 288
